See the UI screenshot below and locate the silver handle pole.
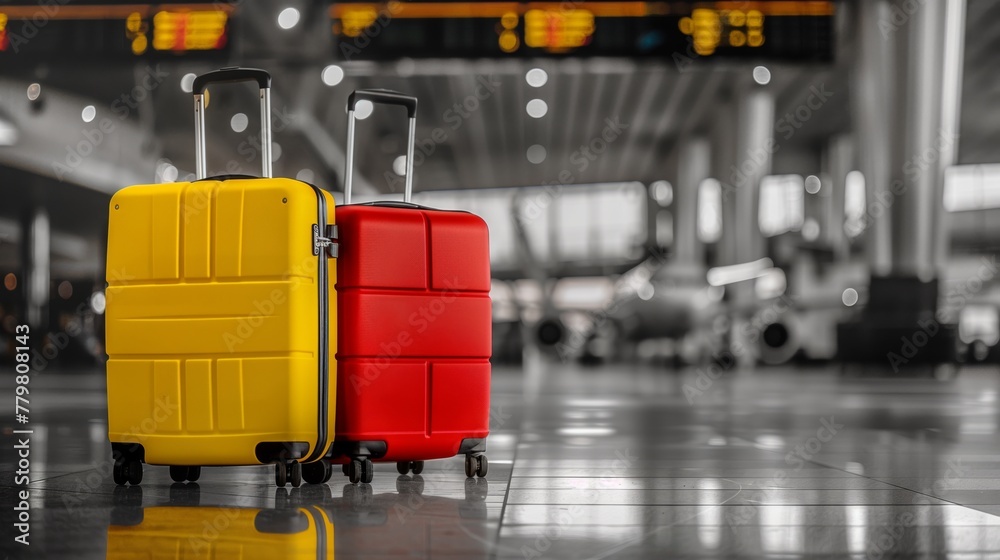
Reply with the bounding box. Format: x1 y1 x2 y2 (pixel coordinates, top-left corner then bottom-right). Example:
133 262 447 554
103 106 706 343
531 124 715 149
194 94 207 180
345 110 356 204
404 116 415 203
192 80 270 180
260 88 272 178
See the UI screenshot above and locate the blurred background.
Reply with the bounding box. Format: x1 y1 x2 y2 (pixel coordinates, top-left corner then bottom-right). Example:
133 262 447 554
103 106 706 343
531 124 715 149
0 0 996 375
7 1 1000 558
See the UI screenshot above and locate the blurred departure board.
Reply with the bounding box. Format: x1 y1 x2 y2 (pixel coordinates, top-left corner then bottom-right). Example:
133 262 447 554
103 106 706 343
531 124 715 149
331 1 835 61
0 2 232 62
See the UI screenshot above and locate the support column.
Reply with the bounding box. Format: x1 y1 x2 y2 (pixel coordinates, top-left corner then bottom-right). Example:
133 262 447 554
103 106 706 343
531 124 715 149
674 137 710 269
823 134 853 261
20 207 50 330
893 0 950 279
732 87 774 267
933 0 966 273
839 0 966 369
711 94 738 266
851 0 895 276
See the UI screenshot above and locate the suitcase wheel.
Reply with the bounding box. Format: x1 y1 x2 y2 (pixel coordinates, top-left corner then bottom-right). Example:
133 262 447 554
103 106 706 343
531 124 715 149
169 466 201 483
274 461 302 488
303 461 333 485
114 457 143 486
465 454 488 479
347 458 373 484
397 461 425 475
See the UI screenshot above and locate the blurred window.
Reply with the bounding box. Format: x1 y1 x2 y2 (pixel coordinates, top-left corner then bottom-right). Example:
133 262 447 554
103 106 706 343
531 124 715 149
944 164 1000 211
844 170 866 237
412 182 646 269
959 305 1000 346
758 174 804 237
697 178 723 243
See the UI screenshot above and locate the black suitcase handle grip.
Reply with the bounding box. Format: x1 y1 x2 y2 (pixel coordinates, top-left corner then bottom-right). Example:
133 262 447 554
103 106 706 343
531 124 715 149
348 89 417 118
192 67 271 95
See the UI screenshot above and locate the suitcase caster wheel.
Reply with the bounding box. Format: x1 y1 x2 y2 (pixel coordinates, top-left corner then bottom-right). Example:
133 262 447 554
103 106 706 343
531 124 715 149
120 459 142 486
361 458 374 484
113 458 127 486
275 462 287 487
303 461 332 485
465 454 487 478
169 466 200 482
289 462 302 488
349 458 374 484
348 460 362 484
169 466 187 482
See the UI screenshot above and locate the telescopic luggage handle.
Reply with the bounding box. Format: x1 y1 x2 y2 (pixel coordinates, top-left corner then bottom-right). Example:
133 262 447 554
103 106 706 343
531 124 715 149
192 67 272 180
344 89 418 204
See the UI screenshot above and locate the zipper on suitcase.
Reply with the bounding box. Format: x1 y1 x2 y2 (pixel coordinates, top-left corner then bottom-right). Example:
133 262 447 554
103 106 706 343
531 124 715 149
304 186 333 464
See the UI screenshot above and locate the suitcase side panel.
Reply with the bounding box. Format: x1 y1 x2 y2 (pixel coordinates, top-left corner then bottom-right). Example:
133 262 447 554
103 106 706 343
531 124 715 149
337 292 491 357
106 179 333 465
335 360 491 460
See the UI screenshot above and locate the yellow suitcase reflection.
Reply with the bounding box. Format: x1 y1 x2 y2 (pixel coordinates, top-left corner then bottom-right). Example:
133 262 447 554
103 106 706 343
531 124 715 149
105 68 337 487
107 506 334 559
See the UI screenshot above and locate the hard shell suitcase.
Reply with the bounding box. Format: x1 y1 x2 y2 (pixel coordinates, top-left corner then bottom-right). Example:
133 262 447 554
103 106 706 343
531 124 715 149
105 68 337 487
327 90 492 483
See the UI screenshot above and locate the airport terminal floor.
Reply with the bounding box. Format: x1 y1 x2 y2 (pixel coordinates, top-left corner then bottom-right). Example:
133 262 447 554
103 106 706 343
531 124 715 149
5 361 1000 558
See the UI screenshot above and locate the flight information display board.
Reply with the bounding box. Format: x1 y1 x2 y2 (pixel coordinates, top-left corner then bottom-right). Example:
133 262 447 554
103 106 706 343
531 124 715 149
0 2 233 62
332 1 835 61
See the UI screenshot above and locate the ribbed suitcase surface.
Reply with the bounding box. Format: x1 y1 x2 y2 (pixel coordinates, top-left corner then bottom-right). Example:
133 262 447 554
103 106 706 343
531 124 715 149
334 204 491 461
106 179 336 466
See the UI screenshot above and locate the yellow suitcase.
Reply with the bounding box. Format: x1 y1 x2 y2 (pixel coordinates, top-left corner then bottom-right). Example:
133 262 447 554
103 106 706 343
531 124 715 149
107 505 334 559
105 68 337 487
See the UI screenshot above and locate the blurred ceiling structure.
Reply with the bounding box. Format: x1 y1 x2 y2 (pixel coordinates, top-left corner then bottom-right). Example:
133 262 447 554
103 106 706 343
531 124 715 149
0 0 996 199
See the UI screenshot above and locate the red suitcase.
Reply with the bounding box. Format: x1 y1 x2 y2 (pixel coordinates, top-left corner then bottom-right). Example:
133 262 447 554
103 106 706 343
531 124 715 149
328 90 491 483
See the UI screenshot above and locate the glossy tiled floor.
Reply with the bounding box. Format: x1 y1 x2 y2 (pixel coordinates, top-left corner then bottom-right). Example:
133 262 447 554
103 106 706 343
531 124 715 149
4 361 1000 558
